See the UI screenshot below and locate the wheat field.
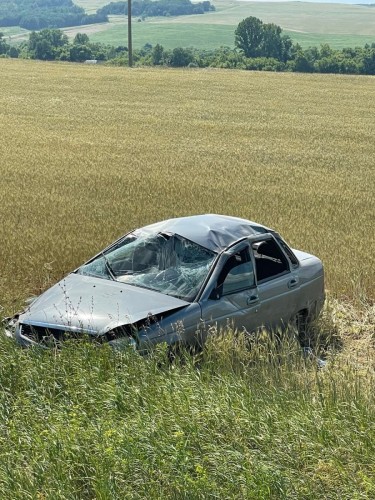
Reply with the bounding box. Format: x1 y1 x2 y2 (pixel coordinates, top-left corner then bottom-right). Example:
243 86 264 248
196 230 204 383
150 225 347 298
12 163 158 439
0 59 374 314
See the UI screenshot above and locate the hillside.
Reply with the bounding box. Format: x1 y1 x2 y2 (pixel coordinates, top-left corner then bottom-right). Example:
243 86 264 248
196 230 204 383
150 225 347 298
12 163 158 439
0 0 106 30
3 1 375 49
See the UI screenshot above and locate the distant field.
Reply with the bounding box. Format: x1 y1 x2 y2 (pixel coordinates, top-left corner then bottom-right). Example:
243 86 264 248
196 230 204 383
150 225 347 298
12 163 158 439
283 31 375 50
0 59 374 313
162 0 375 35
75 0 109 14
0 26 29 40
3 1 375 49
90 18 236 49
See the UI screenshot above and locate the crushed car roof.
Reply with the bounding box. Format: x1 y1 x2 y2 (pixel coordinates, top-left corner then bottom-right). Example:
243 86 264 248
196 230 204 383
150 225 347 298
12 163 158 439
136 214 272 253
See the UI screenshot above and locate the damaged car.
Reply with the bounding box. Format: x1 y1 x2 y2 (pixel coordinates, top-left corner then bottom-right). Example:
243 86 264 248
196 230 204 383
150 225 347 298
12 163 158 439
4 214 325 350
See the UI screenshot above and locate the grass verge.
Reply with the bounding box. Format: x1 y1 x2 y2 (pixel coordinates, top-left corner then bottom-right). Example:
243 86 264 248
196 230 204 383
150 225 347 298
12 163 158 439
0 298 374 498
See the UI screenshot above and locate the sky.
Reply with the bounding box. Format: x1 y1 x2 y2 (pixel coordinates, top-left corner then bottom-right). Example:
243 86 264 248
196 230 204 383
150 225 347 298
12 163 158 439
238 0 374 4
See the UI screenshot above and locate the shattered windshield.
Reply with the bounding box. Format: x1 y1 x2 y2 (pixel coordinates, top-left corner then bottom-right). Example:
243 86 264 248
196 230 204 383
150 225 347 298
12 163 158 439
77 232 216 301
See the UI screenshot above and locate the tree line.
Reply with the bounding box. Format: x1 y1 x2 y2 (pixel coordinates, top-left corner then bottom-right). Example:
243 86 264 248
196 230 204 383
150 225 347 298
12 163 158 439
98 0 215 18
0 0 107 31
0 0 213 31
1 17 374 75
0 30 120 62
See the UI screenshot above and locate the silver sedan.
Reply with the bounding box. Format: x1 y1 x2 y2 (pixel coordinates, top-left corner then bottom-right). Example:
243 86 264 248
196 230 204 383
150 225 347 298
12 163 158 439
5 214 325 350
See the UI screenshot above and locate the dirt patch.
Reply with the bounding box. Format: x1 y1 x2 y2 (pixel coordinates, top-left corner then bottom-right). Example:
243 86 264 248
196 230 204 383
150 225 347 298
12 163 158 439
62 22 113 40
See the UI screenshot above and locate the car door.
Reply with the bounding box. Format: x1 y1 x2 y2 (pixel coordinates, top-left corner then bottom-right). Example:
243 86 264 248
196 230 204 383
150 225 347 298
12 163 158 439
250 235 301 331
200 242 261 334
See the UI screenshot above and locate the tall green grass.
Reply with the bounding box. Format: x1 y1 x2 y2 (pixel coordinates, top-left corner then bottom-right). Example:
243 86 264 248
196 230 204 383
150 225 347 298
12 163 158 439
0 300 374 499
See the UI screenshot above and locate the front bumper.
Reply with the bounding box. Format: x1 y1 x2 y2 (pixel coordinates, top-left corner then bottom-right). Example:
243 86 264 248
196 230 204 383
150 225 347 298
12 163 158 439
3 319 40 347
3 318 137 350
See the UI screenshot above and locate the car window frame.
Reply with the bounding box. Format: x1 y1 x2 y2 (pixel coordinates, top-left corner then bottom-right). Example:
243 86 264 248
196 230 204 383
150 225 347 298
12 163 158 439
198 238 255 302
249 234 292 284
219 246 256 297
273 234 300 269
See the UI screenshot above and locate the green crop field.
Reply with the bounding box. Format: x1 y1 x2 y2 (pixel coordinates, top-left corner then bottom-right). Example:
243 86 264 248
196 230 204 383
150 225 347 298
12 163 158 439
4 1 375 49
81 0 375 48
0 59 374 498
69 1 375 49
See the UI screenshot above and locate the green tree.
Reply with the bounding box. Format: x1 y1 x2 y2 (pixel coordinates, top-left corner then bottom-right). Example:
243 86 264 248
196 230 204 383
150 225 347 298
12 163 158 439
73 33 90 45
35 39 55 60
261 23 283 59
0 0 107 30
169 47 193 67
361 48 375 75
0 32 10 55
235 17 293 62
320 43 333 59
28 29 69 60
315 56 340 74
69 44 92 62
235 16 264 58
152 43 164 65
8 46 19 58
290 48 315 72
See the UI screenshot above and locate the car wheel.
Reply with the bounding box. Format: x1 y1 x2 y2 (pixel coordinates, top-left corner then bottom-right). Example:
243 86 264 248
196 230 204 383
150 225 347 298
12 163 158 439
290 310 309 347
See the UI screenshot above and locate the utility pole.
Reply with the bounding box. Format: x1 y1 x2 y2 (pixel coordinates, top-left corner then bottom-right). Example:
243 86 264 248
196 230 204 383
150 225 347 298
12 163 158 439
128 0 133 67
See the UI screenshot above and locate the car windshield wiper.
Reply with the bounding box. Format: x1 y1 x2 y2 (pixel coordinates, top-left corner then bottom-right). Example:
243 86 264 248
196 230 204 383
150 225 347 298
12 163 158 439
101 253 116 281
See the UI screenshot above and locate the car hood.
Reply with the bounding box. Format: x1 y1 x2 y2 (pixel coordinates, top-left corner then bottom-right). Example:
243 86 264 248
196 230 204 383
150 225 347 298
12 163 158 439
19 273 189 335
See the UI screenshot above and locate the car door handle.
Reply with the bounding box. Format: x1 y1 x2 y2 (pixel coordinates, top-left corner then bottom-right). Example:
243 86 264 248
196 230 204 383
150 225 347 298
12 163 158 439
247 294 259 305
288 278 299 289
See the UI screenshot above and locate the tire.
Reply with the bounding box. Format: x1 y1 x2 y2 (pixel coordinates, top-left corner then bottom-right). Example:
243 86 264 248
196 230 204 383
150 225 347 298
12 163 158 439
290 310 309 347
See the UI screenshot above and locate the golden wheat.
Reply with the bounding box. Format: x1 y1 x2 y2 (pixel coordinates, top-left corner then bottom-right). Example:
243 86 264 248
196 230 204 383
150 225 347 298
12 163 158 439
0 60 374 312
